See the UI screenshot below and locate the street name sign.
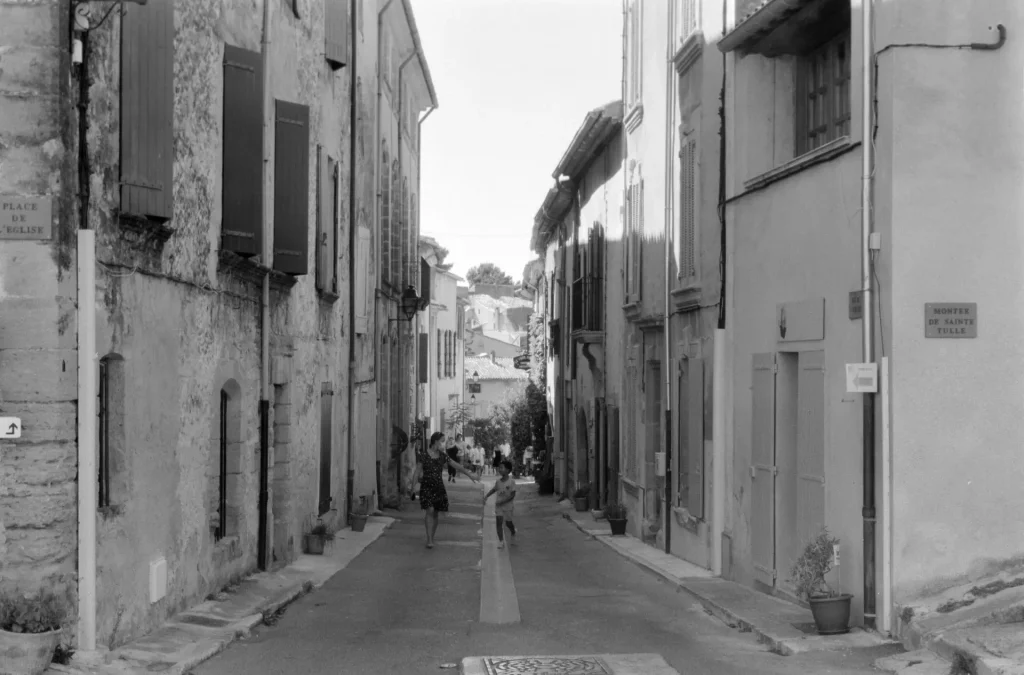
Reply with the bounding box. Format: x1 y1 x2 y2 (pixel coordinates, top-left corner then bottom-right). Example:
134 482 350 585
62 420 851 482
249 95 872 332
845 363 878 393
0 417 23 439
925 303 977 338
1 196 52 240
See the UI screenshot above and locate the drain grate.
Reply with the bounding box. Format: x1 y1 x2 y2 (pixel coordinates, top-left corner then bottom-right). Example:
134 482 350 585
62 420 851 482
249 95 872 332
483 657 613 675
177 614 232 628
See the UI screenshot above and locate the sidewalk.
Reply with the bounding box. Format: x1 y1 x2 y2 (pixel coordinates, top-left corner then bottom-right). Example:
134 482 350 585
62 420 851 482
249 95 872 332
49 516 394 675
560 503 895 657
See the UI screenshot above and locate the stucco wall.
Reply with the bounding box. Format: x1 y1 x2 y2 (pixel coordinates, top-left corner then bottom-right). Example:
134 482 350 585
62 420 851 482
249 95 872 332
879 0 1024 600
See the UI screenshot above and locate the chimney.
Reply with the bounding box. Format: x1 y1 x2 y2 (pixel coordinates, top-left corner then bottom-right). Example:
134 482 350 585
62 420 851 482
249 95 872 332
490 351 496 363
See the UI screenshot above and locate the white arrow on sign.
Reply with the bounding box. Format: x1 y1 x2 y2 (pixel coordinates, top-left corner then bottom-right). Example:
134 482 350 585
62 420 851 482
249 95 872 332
0 417 22 439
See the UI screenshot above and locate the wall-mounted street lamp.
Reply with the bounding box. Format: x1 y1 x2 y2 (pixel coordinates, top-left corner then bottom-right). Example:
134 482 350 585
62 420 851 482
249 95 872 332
399 285 421 322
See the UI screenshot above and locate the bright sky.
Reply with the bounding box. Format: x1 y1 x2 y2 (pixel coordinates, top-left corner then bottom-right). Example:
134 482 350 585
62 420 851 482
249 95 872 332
416 0 622 284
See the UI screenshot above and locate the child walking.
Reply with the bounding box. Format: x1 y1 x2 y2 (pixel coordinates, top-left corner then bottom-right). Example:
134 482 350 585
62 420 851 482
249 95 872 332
483 460 517 549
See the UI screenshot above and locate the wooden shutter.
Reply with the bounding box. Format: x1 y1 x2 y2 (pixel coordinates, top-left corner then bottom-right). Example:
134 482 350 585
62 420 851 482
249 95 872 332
420 258 431 305
437 329 442 373
796 351 826 545
273 101 310 275
325 0 348 69
120 0 175 221
680 136 697 279
318 384 333 515
222 45 263 256
418 333 429 383
355 227 371 333
380 144 390 284
687 357 705 518
637 178 644 300
750 352 777 586
316 147 336 291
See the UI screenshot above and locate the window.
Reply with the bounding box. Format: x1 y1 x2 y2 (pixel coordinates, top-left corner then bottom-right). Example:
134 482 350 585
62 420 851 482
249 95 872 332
319 383 333 515
97 354 125 509
316 148 339 294
626 0 643 111
120 0 174 221
400 177 409 288
624 168 644 303
678 0 699 44
325 0 348 69
212 380 242 541
391 160 400 284
410 193 418 294
437 329 442 374
796 32 851 156
678 137 697 281
222 45 264 257
380 141 391 284
273 100 310 275
677 358 704 518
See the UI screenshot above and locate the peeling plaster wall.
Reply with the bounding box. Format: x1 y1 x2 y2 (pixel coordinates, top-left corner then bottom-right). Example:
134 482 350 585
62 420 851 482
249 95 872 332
0 0 78 630
78 0 353 648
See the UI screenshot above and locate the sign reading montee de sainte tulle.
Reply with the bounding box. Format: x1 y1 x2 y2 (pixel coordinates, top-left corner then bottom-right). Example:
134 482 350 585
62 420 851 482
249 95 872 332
925 302 977 338
0 196 52 240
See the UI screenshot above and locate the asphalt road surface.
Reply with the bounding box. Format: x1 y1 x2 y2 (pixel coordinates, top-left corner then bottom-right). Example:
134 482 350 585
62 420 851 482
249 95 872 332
194 479 900 675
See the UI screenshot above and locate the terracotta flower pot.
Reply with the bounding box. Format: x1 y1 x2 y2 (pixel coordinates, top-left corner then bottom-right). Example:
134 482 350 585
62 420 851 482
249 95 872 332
0 627 61 675
303 533 326 555
809 594 853 635
608 518 627 536
351 513 368 532
574 497 589 512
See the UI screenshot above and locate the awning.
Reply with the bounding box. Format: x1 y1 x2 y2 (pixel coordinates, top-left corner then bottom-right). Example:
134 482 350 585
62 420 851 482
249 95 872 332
717 0 846 57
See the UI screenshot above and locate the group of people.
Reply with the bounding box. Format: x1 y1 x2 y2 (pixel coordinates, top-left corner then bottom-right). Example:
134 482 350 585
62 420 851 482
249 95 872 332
410 431 518 550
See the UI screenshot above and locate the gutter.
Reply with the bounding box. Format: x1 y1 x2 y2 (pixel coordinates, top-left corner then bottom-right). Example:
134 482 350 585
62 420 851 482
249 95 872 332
257 0 273 573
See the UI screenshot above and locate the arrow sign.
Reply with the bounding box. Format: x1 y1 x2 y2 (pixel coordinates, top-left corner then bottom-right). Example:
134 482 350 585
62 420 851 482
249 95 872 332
0 417 22 439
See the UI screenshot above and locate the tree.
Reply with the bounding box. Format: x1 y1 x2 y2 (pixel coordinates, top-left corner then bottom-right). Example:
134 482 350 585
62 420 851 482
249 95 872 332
435 245 453 272
445 402 472 434
466 263 513 286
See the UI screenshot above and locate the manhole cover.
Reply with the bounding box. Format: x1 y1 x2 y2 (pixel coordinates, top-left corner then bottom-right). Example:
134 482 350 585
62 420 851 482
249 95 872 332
483 657 613 674
177 614 232 628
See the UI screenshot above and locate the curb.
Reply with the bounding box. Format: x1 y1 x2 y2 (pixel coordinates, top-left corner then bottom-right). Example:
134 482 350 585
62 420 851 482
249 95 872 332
561 512 795 656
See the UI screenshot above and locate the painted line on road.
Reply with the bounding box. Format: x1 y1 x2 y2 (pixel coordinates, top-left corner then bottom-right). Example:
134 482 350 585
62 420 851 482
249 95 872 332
479 480 521 625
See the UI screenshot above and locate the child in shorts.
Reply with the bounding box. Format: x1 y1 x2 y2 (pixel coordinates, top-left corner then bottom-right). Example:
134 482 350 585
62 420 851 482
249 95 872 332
483 460 517 549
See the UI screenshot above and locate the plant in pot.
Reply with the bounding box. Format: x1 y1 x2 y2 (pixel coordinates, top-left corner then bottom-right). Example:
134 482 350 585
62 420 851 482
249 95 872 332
302 517 334 555
789 528 852 635
573 484 590 512
350 497 369 533
604 502 628 536
0 587 68 675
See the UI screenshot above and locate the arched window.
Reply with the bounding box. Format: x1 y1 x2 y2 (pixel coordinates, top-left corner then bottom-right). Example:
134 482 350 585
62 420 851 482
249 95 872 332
211 379 242 541
391 159 400 284
380 141 391 284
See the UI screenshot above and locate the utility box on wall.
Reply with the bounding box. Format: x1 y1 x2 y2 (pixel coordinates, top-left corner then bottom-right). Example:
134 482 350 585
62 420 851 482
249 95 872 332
149 557 167 604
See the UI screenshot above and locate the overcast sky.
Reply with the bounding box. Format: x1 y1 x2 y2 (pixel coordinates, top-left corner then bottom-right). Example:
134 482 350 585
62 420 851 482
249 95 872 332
415 0 622 284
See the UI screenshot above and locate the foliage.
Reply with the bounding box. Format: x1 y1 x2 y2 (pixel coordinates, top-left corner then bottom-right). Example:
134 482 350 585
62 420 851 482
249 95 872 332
508 383 548 462
0 588 68 634
434 245 453 272
789 528 840 600
445 403 473 434
573 484 591 499
466 262 514 286
604 503 628 520
305 517 335 540
469 413 509 453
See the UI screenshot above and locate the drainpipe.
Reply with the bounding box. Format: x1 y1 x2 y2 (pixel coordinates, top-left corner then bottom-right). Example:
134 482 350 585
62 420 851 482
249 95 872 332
711 5 728 578
257 0 273 572
662 0 676 556
860 0 877 630
346 0 359 520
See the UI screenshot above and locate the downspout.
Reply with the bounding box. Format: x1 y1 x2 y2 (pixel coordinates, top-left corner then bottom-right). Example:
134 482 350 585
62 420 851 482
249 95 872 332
257 0 273 572
663 0 676 556
346 0 358 521
711 0 728 578
72 8 97 650
860 0 877 630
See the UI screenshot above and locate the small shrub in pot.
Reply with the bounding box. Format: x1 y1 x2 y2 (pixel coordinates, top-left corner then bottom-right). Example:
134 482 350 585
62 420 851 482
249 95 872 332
0 587 68 675
604 503 628 536
572 484 590 512
789 528 852 635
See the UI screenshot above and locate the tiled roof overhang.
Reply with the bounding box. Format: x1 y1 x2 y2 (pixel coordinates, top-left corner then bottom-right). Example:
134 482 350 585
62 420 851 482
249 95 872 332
717 0 845 56
530 182 574 255
552 100 624 181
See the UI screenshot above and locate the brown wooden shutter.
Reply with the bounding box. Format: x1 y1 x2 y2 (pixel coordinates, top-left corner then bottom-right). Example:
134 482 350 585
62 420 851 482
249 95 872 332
273 100 310 275
325 0 348 70
420 258 431 305
418 333 429 383
120 0 175 221
319 384 333 515
687 357 705 518
221 45 263 256
316 147 336 291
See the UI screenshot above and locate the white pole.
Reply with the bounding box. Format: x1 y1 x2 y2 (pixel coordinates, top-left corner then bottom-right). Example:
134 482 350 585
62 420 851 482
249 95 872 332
76 229 97 651
711 328 726 575
881 356 892 633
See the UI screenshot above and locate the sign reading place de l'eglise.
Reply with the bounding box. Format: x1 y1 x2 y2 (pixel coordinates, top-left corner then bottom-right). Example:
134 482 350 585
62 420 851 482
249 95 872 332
925 303 977 338
0 196 53 240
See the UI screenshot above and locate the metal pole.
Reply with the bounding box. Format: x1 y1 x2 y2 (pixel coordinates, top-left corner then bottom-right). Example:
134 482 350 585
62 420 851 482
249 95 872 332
860 0 877 630
76 229 97 651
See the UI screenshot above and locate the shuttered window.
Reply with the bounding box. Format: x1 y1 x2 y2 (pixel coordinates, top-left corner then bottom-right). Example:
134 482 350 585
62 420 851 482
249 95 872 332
410 194 419 294
325 0 348 70
222 45 263 256
679 136 697 281
273 100 310 275
390 160 400 285
437 329 442 374
380 142 391 285
400 177 409 288
316 147 338 294
120 0 175 221
420 258 431 306
319 383 333 516
418 333 429 383
355 227 371 333
625 173 644 303
677 357 705 518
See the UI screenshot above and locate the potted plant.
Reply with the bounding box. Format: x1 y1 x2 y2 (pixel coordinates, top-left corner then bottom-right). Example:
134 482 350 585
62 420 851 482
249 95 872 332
605 503 628 536
789 528 852 635
0 587 67 675
350 497 369 533
303 517 334 555
573 484 590 512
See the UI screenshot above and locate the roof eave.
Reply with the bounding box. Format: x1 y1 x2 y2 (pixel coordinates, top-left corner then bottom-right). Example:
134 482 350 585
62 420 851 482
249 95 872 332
718 0 817 54
400 0 438 108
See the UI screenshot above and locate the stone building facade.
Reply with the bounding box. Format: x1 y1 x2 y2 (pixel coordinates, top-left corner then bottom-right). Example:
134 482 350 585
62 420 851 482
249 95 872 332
0 0 435 652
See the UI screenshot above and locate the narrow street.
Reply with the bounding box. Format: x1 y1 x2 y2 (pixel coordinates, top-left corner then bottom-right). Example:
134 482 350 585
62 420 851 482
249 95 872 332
194 480 900 675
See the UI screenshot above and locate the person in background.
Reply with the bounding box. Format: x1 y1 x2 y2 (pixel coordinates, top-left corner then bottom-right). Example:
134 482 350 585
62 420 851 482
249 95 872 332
446 433 464 483
491 448 503 476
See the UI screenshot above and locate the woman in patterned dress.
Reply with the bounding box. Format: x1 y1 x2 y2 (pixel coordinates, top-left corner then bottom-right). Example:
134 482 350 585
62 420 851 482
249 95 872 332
414 431 478 548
